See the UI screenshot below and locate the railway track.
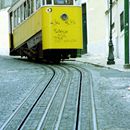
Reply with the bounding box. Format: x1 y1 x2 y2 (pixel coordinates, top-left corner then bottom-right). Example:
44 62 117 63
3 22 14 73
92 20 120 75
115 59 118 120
68 63 98 130
0 63 98 130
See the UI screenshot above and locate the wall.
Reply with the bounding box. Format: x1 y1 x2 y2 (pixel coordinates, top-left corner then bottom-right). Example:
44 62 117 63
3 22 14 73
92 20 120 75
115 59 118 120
0 0 18 9
113 0 124 60
87 0 107 57
105 0 125 63
0 8 10 55
117 0 124 60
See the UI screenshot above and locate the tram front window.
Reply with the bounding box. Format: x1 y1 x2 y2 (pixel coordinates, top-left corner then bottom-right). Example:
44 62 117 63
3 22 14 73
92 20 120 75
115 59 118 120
54 0 73 5
47 0 52 4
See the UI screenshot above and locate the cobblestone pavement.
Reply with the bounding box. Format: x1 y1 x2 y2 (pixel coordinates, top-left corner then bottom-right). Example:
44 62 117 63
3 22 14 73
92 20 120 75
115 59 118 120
0 56 46 128
84 63 130 130
0 56 92 130
0 56 130 130
66 61 130 130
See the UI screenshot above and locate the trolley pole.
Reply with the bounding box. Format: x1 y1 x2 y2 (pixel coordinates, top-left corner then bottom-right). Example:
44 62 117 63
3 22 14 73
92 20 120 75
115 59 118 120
124 0 129 65
107 0 115 65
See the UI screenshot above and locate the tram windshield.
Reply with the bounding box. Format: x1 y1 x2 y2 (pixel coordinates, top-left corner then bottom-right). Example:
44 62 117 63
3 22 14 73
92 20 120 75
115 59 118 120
54 0 73 5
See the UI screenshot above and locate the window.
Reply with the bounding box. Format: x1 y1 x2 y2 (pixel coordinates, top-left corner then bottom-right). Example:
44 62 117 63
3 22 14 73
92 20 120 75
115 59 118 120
14 10 17 27
42 0 45 5
20 4 24 22
54 0 63 4
27 0 31 16
10 12 13 31
54 0 73 5
47 0 52 4
36 0 41 9
17 7 21 24
67 0 73 5
31 0 34 14
120 11 124 32
24 2 27 19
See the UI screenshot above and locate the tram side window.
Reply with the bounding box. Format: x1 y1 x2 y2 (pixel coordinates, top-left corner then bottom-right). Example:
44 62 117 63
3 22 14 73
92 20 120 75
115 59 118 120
31 0 34 14
27 0 31 17
54 0 73 5
14 10 17 27
20 4 24 22
17 7 21 24
42 0 45 5
24 2 27 19
36 0 41 9
10 12 13 31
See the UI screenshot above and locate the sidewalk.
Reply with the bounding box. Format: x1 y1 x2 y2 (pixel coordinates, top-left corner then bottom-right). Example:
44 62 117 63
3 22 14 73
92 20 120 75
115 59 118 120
76 53 130 72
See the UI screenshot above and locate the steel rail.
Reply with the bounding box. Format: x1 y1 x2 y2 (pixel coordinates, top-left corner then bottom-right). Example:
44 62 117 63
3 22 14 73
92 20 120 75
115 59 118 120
37 65 72 130
89 72 98 130
75 68 82 130
17 66 56 130
0 66 55 130
36 66 66 130
18 65 65 130
69 63 98 130
77 63 98 130
54 66 74 130
1 61 98 130
68 65 82 130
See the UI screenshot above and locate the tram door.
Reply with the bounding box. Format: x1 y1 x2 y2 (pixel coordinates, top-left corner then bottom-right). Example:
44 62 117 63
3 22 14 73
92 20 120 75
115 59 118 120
82 3 87 54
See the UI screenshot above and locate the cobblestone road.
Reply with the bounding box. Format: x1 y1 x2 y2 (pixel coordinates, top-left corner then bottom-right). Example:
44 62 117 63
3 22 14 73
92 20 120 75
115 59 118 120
0 56 130 130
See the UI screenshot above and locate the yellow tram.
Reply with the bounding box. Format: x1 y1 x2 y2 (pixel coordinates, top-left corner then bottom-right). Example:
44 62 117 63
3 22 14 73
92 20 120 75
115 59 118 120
9 0 83 63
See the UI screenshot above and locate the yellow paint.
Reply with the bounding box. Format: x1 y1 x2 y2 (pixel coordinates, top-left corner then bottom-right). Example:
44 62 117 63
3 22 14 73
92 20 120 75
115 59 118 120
42 6 83 49
13 6 82 50
13 9 42 48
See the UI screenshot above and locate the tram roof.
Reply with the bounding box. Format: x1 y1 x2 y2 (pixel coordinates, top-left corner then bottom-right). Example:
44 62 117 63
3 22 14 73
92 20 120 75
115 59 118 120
8 0 81 13
8 0 26 13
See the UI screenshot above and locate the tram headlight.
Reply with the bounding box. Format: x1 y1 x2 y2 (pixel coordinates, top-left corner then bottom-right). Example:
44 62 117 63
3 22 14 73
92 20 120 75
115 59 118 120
46 8 52 13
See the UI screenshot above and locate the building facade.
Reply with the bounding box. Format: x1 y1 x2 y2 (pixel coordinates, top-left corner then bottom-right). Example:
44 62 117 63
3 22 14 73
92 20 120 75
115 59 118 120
87 0 107 57
0 0 130 66
82 0 108 57
0 0 18 55
0 0 18 9
106 0 130 65
84 0 130 66
105 0 124 61
0 8 10 55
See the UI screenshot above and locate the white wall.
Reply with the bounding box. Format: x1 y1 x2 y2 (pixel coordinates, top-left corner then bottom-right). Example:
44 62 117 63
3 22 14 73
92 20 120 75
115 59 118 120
82 0 128 64
0 8 10 55
105 0 124 62
117 0 124 60
86 0 107 57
